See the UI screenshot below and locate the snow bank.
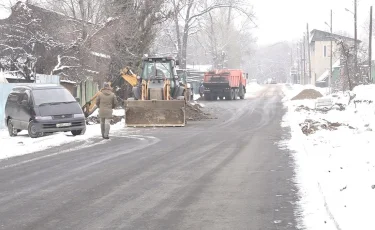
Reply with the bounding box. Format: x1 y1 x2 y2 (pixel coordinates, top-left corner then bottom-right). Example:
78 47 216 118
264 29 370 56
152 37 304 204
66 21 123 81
282 84 375 230
0 121 126 161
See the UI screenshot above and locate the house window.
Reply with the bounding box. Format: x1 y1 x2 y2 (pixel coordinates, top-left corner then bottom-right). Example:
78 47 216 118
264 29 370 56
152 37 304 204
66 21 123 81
323 45 327 57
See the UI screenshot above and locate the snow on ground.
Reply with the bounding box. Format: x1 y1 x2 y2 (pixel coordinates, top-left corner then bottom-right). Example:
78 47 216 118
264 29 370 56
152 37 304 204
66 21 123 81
247 82 264 92
282 84 375 230
0 118 127 161
90 108 124 117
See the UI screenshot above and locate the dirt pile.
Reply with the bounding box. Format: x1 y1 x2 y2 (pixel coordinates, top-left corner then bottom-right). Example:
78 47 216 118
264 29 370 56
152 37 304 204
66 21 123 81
292 89 323 100
186 103 213 121
300 118 353 135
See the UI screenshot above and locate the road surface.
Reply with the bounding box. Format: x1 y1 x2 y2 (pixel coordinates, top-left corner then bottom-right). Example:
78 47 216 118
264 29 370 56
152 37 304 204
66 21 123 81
0 85 298 230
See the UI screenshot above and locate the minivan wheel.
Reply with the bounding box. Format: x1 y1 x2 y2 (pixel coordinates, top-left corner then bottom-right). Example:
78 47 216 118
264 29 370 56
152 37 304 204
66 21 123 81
72 129 85 136
7 119 17 137
28 121 43 138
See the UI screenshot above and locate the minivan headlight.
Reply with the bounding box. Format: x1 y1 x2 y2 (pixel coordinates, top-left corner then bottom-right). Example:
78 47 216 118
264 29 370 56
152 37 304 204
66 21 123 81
74 114 85 118
35 116 53 120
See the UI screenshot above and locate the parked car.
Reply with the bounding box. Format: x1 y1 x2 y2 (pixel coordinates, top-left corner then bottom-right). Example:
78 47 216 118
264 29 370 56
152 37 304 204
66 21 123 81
5 84 86 138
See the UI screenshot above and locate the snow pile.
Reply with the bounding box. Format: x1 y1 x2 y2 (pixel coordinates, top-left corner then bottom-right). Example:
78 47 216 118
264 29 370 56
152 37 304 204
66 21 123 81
0 121 126 161
282 84 375 230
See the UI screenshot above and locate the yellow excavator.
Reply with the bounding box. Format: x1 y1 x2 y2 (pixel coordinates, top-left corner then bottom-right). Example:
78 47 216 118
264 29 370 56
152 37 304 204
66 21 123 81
126 56 187 127
83 56 188 127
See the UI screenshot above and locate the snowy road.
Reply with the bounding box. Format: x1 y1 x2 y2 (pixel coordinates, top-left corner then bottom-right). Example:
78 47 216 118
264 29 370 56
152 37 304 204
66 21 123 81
0 85 299 230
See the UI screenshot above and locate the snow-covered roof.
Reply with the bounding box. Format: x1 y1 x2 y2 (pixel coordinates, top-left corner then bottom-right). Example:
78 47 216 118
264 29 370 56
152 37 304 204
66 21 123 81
0 71 10 83
185 64 212 72
316 59 341 82
5 75 35 80
60 79 76 84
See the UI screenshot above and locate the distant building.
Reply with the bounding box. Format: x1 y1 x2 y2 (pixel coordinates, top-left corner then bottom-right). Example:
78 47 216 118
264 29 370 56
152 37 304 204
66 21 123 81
309 29 359 86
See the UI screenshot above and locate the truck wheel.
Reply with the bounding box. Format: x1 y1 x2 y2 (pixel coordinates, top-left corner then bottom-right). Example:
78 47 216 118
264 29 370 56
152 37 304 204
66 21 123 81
226 92 232 100
232 89 236 100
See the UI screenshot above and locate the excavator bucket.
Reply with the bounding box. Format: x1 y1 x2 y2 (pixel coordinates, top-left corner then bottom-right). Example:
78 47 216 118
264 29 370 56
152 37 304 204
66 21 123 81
125 100 186 127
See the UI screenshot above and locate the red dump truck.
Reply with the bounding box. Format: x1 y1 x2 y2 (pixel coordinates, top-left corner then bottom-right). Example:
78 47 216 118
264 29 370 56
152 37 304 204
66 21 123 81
203 69 248 100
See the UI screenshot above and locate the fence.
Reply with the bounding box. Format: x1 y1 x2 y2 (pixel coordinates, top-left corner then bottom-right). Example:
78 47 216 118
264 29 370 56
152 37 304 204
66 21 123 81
0 83 23 129
76 80 99 107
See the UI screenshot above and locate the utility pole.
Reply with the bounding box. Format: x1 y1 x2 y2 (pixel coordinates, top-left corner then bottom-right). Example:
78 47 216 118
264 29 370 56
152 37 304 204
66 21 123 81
300 41 304 84
302 35 306 85
354 0 358 77
307 23 312 84
369 6 373 82
330 10 333 94
297 45 301 84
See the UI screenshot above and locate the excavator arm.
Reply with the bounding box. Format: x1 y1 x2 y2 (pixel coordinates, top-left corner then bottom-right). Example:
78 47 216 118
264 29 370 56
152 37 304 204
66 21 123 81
82 67 138 117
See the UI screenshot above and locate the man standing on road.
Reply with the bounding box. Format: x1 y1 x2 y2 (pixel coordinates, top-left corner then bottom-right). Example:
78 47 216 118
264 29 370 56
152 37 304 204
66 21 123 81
199 81 204 98
96 82 117 139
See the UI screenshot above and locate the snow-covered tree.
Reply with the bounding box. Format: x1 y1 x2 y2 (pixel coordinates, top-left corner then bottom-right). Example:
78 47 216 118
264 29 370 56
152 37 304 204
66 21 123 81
0 2 64 80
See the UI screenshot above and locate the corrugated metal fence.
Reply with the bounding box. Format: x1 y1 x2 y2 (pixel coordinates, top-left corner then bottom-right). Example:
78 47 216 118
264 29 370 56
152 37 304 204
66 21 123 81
76 80 99 107
0 83 23 129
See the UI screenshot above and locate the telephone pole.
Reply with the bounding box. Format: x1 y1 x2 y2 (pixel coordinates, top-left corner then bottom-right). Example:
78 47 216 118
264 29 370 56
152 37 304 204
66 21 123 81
354 0 358 76
302 35 306 85
300 41 304 84
369 6 373 82
307 23 312 84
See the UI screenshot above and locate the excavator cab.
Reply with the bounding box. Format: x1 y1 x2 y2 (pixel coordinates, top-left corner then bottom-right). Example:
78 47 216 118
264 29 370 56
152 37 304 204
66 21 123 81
125 57 186 127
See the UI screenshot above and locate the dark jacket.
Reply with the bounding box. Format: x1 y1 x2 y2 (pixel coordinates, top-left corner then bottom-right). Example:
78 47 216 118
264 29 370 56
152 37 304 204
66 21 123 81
199 84 204 94
96 88 117 119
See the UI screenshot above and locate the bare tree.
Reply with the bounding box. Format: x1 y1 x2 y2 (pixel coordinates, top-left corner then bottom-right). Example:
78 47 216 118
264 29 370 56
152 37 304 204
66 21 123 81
168 0 254 69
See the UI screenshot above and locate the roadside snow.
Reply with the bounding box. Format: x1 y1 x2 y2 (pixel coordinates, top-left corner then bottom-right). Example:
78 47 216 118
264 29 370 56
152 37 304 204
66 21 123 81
90 108 125 117
282 84 375 230
0 120 126 161
247 82 263 92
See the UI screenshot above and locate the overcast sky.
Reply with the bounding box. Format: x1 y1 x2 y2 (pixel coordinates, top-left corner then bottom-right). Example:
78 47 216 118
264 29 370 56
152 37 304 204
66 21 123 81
251 0 374 45
0 0 374 46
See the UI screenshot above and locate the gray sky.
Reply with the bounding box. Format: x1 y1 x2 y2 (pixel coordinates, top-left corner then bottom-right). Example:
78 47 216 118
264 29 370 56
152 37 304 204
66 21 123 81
0 0 374 46
251 0 374 45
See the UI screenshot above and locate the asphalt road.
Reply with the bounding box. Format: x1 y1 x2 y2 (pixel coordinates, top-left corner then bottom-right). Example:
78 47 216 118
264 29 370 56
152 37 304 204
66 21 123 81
0 85 298 230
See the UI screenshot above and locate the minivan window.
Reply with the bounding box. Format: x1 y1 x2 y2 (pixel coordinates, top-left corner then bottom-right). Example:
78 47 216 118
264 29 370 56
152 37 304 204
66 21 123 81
32 88 75 106
8 94 18 102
